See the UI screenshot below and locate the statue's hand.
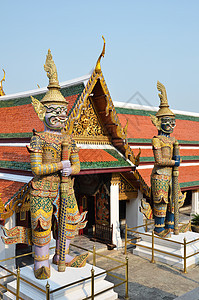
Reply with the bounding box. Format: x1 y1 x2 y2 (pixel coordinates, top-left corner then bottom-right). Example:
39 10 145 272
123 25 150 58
62 167 72 177
61 160 71 169
174 155 181 166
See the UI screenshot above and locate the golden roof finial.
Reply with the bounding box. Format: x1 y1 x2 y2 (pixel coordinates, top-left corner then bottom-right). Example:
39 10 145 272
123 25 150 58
0 69 5 96
156 81 175 118
95 36 106 73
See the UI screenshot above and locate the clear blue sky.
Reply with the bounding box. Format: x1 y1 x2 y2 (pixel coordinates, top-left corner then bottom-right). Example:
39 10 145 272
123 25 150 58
1 0 199 113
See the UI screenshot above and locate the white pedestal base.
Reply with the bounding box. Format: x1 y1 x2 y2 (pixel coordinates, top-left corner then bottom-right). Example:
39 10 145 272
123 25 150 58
133 231 199 269
3 261 118 300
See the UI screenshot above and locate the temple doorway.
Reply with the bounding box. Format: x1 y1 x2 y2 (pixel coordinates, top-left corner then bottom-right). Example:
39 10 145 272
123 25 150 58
74 173 111 236
15 211 33 267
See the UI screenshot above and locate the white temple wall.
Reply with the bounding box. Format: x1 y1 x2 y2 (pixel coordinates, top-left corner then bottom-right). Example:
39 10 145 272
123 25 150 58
191 189 199 215
126 189 144 232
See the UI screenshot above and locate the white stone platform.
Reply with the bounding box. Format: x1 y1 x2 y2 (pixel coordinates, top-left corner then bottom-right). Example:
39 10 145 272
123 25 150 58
133 231 199 269
3 260 118 300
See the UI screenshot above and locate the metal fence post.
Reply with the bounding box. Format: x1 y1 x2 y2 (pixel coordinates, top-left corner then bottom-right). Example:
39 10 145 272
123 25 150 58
93 244 96 266
91 267 95 300
16 267 20 300
145 219 148 232
46 281 50 300
183 238 187 273
151 230 155 263
125 256 129 300
125 223 127 255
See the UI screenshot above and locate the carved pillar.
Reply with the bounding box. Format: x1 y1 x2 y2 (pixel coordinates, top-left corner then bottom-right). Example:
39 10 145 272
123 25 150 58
191 189 199 215
110 173 122 249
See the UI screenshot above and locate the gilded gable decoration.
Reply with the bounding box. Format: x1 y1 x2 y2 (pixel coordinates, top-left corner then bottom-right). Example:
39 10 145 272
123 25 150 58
0 69 5 96
119 174 138 200
65 70 99 135
72 97 111 144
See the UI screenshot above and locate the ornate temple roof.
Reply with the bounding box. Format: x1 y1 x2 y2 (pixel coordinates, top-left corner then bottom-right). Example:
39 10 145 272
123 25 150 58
0 179 26 205
0 59 147 216
115 102 199 144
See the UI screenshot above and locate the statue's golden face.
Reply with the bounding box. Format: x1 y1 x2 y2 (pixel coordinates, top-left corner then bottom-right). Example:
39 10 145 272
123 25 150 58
44 104 68 130
160 116 175 134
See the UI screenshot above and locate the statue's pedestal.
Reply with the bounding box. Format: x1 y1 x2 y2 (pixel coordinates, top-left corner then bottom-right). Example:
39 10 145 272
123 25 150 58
133 231 199 269
3 261 118 300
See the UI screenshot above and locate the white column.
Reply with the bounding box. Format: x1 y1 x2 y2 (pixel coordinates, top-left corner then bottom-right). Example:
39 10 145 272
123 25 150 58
5 214 16 270
110 174 122 249
126 190 144 232
191 189 199 215
0 213 16 279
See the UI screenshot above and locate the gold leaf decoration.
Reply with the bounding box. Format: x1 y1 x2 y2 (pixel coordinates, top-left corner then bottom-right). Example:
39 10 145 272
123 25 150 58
72 98 107 139
150 114 161 130
31 96 46 121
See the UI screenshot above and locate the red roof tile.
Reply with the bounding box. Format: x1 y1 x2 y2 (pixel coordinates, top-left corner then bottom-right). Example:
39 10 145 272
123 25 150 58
0 94 78 135
179 165 199 184
131 148 153 158
0 180 25 205
0 147 118 164
79 149 117 162
131 148 199 160
118 114 156 140
0 104 44 134
138 165 199 188
65 95 79 115
118 114 199 142
0 147 30 162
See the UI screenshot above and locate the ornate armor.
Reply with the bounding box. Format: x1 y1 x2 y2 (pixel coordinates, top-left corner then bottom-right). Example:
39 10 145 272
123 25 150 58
27 131 87 246
151 135 185 229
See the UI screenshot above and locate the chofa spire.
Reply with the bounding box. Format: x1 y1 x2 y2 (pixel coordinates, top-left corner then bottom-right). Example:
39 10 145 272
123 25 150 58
95 36 106 74
0 69 5 96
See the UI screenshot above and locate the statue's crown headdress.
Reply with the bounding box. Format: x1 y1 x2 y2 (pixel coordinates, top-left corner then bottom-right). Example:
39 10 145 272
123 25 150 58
150 81 175 129
31 50 68 121
40 49 68 106
156 81 175 118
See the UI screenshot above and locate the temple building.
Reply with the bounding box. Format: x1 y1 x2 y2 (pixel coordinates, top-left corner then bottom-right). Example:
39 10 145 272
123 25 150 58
0 53 147 266
0 47 199 266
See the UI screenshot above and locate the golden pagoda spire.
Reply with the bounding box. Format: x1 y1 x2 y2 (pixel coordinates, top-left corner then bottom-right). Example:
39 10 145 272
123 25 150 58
95 36 106 73
0 69 5 96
